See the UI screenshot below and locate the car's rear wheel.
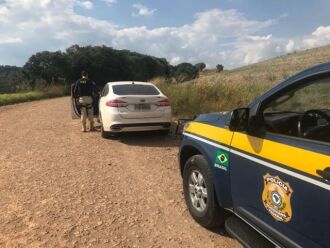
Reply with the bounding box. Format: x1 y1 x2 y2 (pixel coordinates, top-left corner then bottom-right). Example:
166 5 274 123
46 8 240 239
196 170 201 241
99 114 110 139
183 154 227 228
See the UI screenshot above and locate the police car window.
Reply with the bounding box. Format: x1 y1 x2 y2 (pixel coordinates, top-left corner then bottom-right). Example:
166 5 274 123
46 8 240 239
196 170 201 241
263 78 330 143
112 84 160 95
265 80 330 112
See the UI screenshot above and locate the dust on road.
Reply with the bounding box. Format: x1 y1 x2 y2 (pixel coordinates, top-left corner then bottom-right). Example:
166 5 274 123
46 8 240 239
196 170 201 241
0 97 241 247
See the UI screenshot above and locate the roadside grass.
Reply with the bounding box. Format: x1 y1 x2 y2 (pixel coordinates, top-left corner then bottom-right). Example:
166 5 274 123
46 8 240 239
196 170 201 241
158 80 272 118
0 85 67 106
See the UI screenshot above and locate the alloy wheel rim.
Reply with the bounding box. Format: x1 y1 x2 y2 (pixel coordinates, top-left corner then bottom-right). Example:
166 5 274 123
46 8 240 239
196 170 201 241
189 170 208 212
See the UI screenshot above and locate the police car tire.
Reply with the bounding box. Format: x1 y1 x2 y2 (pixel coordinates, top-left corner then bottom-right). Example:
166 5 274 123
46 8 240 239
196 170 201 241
183 154 226 228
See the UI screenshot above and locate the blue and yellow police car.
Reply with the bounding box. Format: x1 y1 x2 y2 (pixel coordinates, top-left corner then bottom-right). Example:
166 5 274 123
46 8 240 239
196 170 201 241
179 63 330 248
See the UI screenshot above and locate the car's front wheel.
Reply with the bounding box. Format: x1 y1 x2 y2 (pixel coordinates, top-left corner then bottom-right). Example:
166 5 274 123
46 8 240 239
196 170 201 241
183 154 227 228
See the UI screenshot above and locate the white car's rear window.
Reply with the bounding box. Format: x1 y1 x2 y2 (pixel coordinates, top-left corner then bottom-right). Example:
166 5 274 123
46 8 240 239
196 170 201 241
112 84 160 95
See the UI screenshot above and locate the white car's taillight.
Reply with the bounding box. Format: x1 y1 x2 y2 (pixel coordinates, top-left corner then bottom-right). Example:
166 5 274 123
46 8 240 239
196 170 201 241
157 98 170 107
106 99 128 107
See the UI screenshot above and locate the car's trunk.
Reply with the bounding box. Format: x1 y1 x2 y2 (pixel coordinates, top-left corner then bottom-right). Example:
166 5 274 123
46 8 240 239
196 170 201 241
116 95 166 119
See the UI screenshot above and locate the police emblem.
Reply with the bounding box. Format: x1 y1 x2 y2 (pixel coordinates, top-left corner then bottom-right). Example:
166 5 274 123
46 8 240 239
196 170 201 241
262 174 293 222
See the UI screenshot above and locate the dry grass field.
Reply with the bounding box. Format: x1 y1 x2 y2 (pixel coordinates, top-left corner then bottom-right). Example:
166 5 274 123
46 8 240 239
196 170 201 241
156 45 330 117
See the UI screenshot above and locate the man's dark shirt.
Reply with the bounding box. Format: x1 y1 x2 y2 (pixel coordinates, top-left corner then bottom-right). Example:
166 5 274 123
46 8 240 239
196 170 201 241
73 78 98 97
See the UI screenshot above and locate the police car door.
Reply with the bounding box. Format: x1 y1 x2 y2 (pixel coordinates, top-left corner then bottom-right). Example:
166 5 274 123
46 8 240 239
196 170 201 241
229 75 330 247
71 83 80 119
71 82 101 119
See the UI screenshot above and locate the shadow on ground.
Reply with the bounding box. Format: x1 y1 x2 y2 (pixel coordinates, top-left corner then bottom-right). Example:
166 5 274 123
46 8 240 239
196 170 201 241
210 226 232 238
93 123 181 148
118 131 180 148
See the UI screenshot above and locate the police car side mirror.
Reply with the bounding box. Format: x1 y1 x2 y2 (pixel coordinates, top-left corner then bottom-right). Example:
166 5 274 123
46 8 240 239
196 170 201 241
229 108 249 131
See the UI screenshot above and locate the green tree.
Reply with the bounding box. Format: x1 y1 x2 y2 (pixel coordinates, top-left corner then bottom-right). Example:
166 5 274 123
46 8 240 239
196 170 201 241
0 66 29 93
195 62 206 72
22 44 171 90
216 64 224 72
24 51 69 87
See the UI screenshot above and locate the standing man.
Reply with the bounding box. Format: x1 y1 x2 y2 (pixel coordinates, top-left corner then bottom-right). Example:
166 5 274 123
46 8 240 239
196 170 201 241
73 71 98 132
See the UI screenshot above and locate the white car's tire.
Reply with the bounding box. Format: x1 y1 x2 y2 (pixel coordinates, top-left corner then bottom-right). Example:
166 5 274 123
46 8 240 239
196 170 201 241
100 114 111 139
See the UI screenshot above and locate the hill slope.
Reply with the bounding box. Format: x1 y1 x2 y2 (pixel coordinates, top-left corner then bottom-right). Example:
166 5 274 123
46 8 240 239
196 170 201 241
199 44 330 86
157 45 330 117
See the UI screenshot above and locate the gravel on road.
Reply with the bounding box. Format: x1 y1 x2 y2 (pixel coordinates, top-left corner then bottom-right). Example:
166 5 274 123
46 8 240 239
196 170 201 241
0 97 241 247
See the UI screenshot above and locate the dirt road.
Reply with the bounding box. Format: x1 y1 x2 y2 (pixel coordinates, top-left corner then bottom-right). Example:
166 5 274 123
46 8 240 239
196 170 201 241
0 97 241 247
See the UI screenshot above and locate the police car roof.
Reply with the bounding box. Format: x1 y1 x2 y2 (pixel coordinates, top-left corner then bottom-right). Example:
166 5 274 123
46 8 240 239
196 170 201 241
286 61 330 81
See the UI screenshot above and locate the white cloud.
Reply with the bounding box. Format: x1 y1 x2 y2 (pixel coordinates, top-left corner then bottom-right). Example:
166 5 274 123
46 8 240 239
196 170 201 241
247 34 272 41
0 36 23 44
76 1 94 10
286 39 295 53
132 3 157 17
223 25 330 67
0 0 330 68
102 0 117 6
229 35 285 66
303 26 330 48
191 9 273 37
170 56 182 64
0 6 10 23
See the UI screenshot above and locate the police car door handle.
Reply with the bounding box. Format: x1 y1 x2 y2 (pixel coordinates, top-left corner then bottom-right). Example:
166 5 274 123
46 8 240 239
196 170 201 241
316 167 330 181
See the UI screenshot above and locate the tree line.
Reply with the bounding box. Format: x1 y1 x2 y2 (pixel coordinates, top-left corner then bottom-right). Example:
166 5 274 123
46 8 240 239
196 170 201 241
0 45 223 93
0 66 28 93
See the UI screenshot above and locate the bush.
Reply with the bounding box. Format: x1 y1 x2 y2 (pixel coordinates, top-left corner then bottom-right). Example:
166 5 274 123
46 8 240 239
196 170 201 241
172 63 199 83
216 64 224 72
195 62 206 72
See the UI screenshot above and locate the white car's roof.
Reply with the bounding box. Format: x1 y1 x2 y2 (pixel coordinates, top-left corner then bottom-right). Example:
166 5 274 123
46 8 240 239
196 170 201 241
107 81 154 86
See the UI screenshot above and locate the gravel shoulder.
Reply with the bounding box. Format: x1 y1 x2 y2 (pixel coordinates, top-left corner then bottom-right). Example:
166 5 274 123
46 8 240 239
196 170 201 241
0 97 241 247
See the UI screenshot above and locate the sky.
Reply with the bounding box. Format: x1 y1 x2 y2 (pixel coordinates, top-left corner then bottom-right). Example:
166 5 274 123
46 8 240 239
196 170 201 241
0 0 330 68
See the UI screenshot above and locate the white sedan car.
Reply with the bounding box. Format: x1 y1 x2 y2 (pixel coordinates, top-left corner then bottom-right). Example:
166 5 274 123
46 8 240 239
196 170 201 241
99 81 172 138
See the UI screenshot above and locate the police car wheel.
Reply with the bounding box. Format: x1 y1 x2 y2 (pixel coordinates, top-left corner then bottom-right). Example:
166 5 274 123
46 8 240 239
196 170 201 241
183 155 226 228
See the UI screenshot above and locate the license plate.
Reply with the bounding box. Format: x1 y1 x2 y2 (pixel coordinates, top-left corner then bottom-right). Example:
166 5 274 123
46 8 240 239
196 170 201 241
134 104 151 110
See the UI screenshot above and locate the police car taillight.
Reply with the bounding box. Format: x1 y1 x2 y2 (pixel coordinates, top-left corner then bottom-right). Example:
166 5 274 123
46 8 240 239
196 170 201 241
106 99 128 107
156 98 170 107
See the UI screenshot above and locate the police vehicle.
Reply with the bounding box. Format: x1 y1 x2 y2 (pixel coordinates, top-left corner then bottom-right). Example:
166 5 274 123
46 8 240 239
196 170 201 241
179 63 330 248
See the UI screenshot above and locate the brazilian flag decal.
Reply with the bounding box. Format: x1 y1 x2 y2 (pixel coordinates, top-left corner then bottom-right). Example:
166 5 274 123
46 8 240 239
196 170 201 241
215 150 229 167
